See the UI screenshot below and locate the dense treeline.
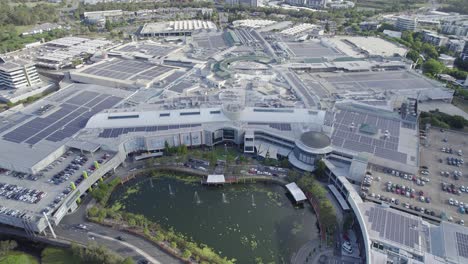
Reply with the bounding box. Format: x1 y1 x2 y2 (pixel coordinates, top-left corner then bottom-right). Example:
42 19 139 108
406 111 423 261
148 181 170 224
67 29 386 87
395 31 468 78
357 0 429 12
297 171 337 241
420 110 468 129
88 206 235 264
0 2 66 53
70 242 133 264
0 2 58 26
80 1 213 12
78 1 376 29
438 0 468 15
90 178 121 206
0 26 67 53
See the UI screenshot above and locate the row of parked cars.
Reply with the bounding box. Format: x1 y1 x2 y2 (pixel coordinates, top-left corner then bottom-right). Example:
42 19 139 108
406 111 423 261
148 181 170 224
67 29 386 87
48 154 89 185
0 206 33 221
0 182 45 204
1 169 41 181
446 157 464 167
40 186 74 216
448 198 468 214
384 181 431 202
441 182 466 195
441 147 463 156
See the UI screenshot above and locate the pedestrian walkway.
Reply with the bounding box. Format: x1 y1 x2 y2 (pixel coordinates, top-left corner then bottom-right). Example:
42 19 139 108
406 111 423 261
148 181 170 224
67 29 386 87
292 240 331 264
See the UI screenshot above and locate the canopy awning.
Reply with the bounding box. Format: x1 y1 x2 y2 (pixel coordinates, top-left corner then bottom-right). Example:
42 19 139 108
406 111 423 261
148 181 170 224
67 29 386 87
285 182 307 202
255 142 278 160
207 174 225 184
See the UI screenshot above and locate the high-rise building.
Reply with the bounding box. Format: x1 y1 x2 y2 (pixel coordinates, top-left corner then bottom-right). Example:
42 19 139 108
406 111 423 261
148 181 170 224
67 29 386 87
395 16 417 32
226 0 259 7
461 42 468 61
285 0 326 9
0 58 41 90
422 31 449 47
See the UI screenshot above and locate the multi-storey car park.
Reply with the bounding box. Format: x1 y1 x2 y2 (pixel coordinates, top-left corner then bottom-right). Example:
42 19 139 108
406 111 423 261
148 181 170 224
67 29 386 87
0 19 467 263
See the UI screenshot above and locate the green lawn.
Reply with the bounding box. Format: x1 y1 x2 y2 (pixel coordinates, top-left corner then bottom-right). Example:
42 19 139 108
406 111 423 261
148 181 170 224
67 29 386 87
0 251 39 264
41 247 81 264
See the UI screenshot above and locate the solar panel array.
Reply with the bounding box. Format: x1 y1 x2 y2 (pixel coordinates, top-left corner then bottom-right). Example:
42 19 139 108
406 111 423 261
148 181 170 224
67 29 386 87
81 59 172 81
286 71 317 107
247 122 292 131
48 88 79 102
322 71 439 94
115 44 175 57
0 114 31 134
193 33 228 50
2 91 122 144
456 232 468 258
98 124 202 138
331 110 408 164
285 42 341 57
324 111 334 127
366 206 420 248
130 66 173 81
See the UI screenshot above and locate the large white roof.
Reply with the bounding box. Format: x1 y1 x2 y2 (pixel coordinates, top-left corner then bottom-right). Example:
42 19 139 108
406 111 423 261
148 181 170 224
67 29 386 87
85 107 326 129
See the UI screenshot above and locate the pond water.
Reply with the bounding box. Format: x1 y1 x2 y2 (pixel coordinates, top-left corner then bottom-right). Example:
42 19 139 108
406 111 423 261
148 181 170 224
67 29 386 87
109 176 320 263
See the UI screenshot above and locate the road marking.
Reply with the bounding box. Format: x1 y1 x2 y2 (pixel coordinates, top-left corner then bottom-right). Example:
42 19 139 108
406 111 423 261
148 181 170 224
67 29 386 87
88 232 160 264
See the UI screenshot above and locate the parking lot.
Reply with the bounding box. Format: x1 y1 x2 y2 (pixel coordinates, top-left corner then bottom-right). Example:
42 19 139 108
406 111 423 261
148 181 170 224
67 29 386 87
420 128 468 222
363 127 468 225
0 149 113 221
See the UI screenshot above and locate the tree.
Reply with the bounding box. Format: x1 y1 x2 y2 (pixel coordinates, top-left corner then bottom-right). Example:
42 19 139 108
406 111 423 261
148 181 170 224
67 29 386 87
170 241 177 249
377 23 395 32
406 50 420 63
105 19 114 32
208 151 217 167
182 249 192 259
121 257 135 264
315 159 327 180
447 115 466 129
401 31 414 44
178 144 188 155
421 43 438 59
164 141 171 155
422 59 444 76
0 240 17 256
455 57 468 71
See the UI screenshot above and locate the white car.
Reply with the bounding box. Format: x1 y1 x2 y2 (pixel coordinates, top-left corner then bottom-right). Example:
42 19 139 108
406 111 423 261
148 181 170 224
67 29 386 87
77 224 88 230
449 198 454 205
342 241 353 254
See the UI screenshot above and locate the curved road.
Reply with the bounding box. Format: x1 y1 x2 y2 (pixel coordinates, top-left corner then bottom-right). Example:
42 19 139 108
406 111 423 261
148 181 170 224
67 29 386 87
55 195 181 264
89 232 161 264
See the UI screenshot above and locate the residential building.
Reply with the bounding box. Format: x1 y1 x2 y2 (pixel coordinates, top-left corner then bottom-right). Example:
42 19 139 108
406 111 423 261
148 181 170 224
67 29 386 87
439 54 456 68
83 10 124 25
359 22 380 31
383 30 402 39
226 0 259 7
422 31 449 46
395 16 417 32
21 23 62 36
441 21 468 37
461 42 468 61
447 39 466 53
0 58 41 90
285 0 326 9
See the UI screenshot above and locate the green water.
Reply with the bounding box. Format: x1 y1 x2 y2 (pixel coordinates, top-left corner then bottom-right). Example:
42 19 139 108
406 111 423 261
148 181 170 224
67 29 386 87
109 177 320 263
